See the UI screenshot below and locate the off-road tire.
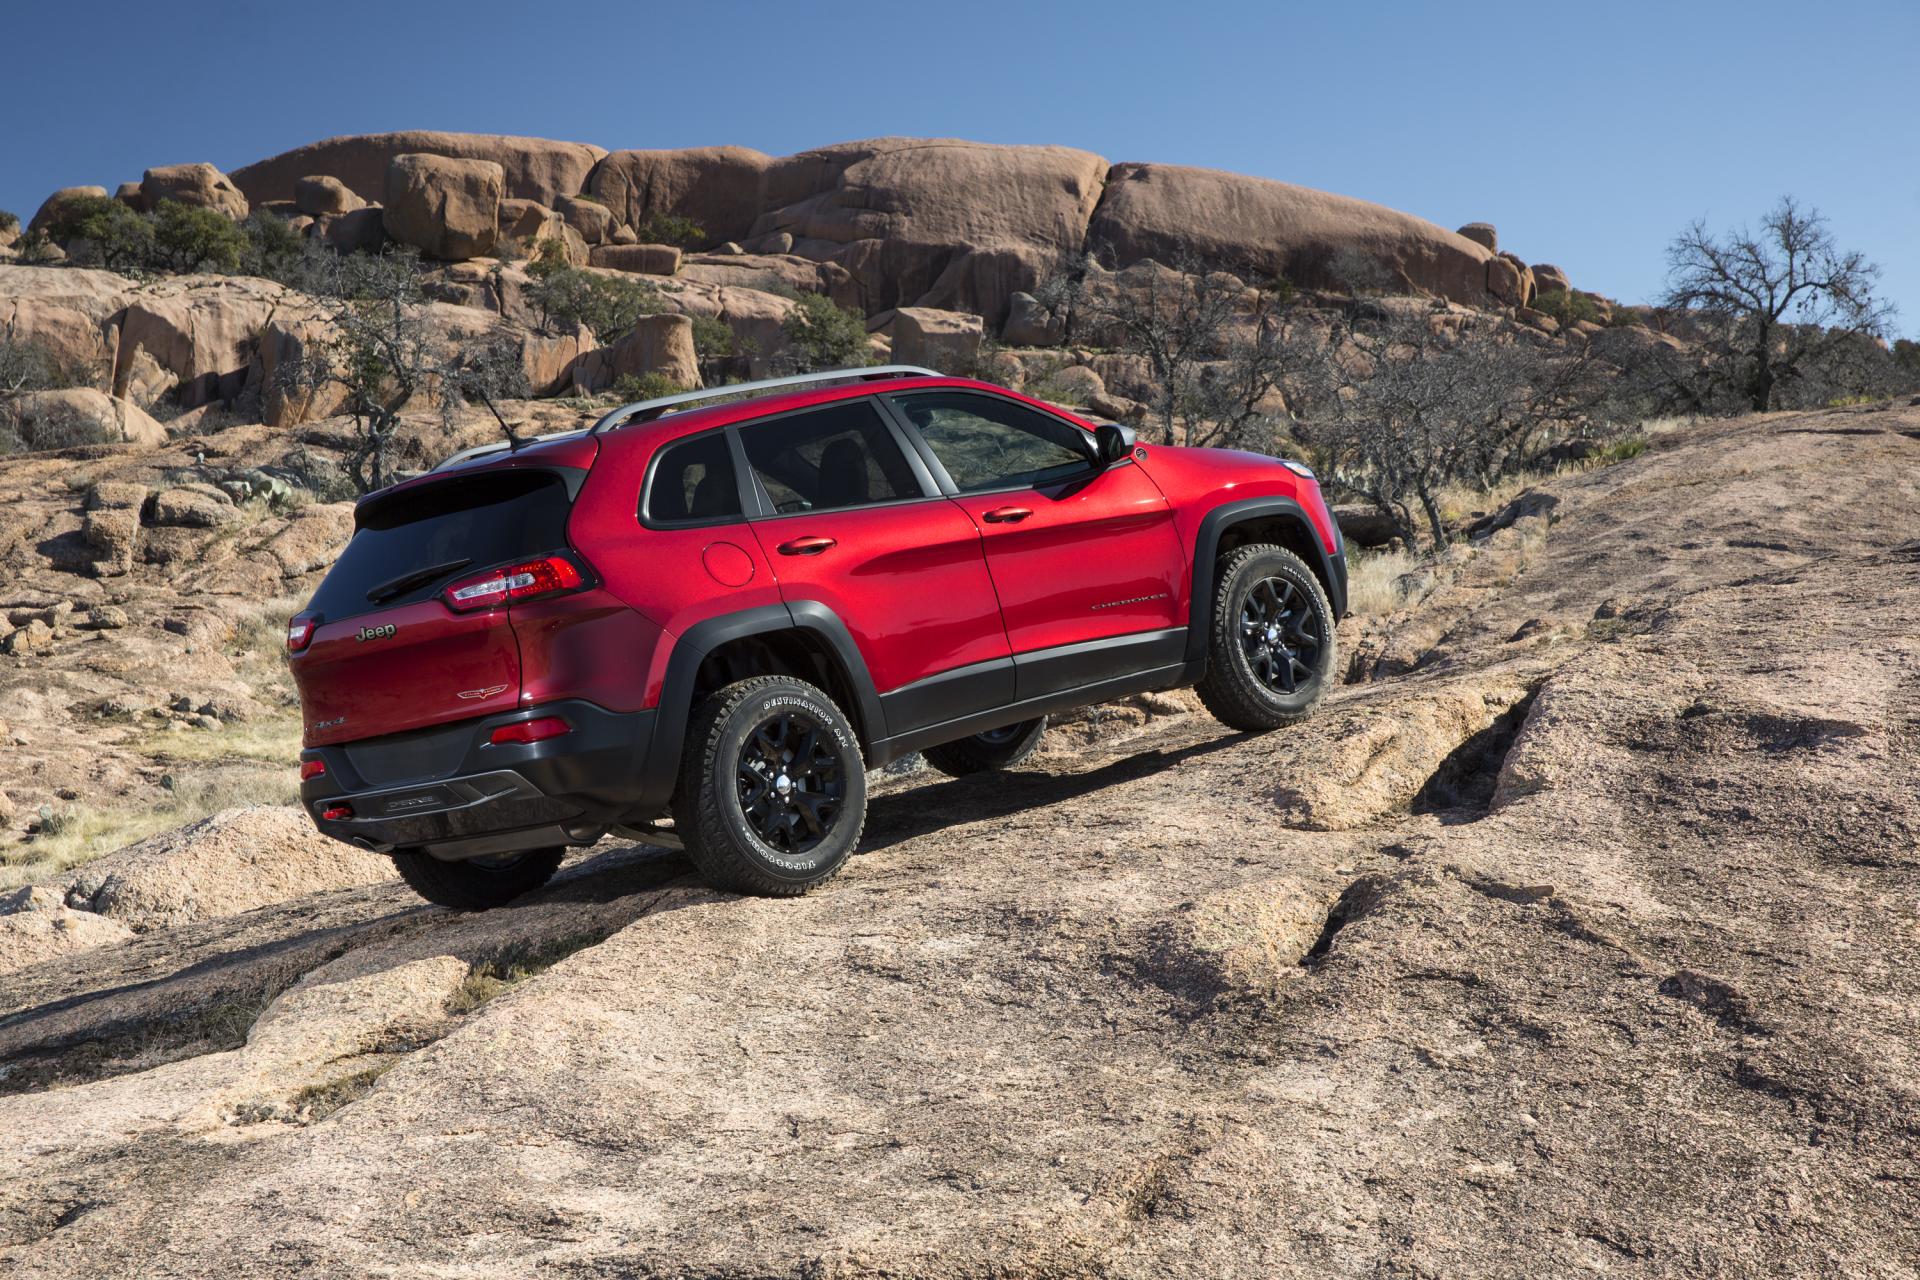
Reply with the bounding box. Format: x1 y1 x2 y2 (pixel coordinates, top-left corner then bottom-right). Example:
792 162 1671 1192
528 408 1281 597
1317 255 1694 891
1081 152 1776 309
392 847 565 911
923 717 1048 777
1195 544 1337 732
674 674 867 897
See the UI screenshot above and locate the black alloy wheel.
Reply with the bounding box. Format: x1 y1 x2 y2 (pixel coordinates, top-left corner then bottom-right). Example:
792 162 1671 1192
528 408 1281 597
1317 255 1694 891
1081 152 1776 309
736 708 847 855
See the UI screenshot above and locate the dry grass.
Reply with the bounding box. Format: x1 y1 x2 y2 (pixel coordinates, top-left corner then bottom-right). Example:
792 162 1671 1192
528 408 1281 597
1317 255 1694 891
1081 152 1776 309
1345 547 1422 616
130 716 302 765
447 932 611 1014
0 771 297 889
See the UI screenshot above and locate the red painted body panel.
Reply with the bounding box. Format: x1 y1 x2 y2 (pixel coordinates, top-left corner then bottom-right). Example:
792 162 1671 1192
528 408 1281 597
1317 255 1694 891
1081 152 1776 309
1136 443 1339 563
295 600 521 747
509 588 665 714
944 463 1184 655
747 501 1009 695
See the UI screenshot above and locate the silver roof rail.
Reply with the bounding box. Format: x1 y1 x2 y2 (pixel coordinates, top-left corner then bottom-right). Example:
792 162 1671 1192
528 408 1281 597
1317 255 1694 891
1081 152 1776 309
432 365 942 472
585 364 941 435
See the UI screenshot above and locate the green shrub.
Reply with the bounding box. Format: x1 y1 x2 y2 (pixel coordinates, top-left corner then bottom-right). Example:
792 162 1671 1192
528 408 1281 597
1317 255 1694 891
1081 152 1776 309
1534 288 1601 326
49 195 155 273
152 201 249 273
240 209 306 281
635 212 706 248
780 292 872 372
525 236 571 280
610 371 689 402
0 209 18 234
527 263 665 340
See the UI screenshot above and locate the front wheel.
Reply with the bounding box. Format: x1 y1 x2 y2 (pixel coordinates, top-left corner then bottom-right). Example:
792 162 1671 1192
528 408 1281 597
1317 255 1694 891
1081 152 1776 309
392 847 565 911
923 717 1048 777
674 675 867 897
1195 545 1337 732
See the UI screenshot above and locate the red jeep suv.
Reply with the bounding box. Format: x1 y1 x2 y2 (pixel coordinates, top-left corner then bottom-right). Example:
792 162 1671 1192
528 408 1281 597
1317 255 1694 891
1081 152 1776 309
291 367 1347 908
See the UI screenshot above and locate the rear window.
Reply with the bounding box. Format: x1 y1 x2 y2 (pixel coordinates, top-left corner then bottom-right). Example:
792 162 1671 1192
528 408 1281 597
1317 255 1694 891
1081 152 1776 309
307 470 575 622
645 431 744 525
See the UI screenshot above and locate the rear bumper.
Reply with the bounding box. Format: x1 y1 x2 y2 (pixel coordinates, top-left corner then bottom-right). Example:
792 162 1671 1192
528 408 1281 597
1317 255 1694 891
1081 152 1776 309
299 700 657 859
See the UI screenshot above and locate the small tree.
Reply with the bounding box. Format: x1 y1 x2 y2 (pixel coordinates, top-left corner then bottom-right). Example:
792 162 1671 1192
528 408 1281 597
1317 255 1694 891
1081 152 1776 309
49 196 155 273
1290 308 1600 548
274 248 439 493
1662 197 1896 412
780 292 871 371
523 240 665 340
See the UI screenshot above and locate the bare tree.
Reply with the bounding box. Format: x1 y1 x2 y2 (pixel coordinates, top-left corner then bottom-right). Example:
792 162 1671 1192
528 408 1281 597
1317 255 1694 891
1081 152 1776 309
1290 307 1600 548
1662 197 1895 412
274 248 440 494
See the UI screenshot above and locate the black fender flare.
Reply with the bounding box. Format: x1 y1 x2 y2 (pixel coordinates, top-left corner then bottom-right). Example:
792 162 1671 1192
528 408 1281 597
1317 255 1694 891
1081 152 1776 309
1185 497 1349 666
634 601 885 812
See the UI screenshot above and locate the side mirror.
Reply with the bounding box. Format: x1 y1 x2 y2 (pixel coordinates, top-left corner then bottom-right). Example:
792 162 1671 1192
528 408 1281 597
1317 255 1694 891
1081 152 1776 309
1093 422 1136 467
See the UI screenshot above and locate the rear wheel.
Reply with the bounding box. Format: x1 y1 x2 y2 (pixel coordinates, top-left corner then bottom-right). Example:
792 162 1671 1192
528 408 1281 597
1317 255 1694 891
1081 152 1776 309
674 675 867 897
1195 544 1337 731
923 717 1048 777
392 847 565 911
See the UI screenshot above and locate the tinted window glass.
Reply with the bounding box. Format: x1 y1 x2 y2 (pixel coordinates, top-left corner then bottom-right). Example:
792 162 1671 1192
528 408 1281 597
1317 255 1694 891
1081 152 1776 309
889 392 1092 492
739 400 920 514
307 470 574 622
647 432 743 524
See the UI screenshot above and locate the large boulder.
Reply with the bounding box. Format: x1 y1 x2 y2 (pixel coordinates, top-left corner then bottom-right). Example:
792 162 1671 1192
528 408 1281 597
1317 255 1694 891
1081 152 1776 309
588 243 681 275
892 307 983 372
320 205 385 254
1 388 166 448
294 174 364 217
1533 263 1573 295
383 154 502 261
499 199 587 264
556 195 615 244
568 313 699 393
1456 222 1498 252
749 138 1110 326
140 163 249 219
676 251 861 310
588 145 774 247
0 263 134 372
111 276 294 407
1001 291 1063 346
27 186 108 236
1086 162 1496 307
232 131 606 209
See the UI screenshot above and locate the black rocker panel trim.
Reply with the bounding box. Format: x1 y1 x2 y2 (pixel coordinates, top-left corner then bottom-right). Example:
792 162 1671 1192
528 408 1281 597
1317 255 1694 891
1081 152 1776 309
870 662 1190 765
870 628 1191 765
1186 498 1348 666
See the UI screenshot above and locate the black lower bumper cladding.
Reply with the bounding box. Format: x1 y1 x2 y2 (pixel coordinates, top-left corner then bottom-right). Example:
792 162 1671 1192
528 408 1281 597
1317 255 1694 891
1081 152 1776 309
299 700 656 859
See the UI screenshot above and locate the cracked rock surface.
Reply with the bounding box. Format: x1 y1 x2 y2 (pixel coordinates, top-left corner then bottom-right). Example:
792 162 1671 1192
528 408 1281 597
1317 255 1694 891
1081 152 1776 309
2 405 1918 1277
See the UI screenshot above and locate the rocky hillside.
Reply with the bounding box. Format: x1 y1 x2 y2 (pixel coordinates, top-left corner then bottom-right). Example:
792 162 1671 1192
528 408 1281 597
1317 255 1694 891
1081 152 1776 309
0 401 1916 1276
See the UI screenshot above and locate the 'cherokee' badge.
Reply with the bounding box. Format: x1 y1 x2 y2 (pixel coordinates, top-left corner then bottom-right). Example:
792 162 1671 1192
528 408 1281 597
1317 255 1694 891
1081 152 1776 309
355 623 397 643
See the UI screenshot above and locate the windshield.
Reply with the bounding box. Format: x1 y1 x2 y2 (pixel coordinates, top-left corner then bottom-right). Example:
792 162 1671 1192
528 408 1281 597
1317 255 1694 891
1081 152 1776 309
306 470 576 622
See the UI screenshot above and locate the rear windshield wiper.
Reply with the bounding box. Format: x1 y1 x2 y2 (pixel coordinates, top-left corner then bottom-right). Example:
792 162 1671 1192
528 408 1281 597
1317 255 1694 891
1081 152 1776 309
365 558 472 605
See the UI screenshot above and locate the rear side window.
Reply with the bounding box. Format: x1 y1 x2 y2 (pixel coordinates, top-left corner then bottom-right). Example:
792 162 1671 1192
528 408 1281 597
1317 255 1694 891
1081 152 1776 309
738 400 921 514
646 432 743 525
308 470 574 622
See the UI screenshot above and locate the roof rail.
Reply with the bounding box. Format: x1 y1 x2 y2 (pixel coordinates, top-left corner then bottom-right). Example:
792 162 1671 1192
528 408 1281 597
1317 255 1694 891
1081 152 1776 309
584 364 941 436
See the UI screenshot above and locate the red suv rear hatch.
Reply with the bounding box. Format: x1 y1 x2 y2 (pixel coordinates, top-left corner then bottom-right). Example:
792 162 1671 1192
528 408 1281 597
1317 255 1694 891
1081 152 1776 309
292 466 585 747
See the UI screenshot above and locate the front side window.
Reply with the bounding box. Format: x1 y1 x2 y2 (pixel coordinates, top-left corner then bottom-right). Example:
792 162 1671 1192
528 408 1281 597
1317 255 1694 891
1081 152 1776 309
888 392 1093 493
738 400 921 514
646 432 743 525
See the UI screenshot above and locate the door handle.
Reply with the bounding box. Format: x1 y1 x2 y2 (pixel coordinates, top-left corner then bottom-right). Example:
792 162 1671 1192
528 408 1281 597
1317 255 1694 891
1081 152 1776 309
982 506 1033 524
777 535 837 556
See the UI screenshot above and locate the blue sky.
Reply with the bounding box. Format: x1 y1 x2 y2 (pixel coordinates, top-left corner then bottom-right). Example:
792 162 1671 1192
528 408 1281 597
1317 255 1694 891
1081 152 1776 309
4 0 1914 334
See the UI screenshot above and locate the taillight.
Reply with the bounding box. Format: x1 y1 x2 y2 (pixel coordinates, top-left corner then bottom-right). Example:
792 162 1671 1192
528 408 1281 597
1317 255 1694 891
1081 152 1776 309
442 553 588 613
300 759 326 781
488 716 571 746
320 803 354 821
287 614 317 653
